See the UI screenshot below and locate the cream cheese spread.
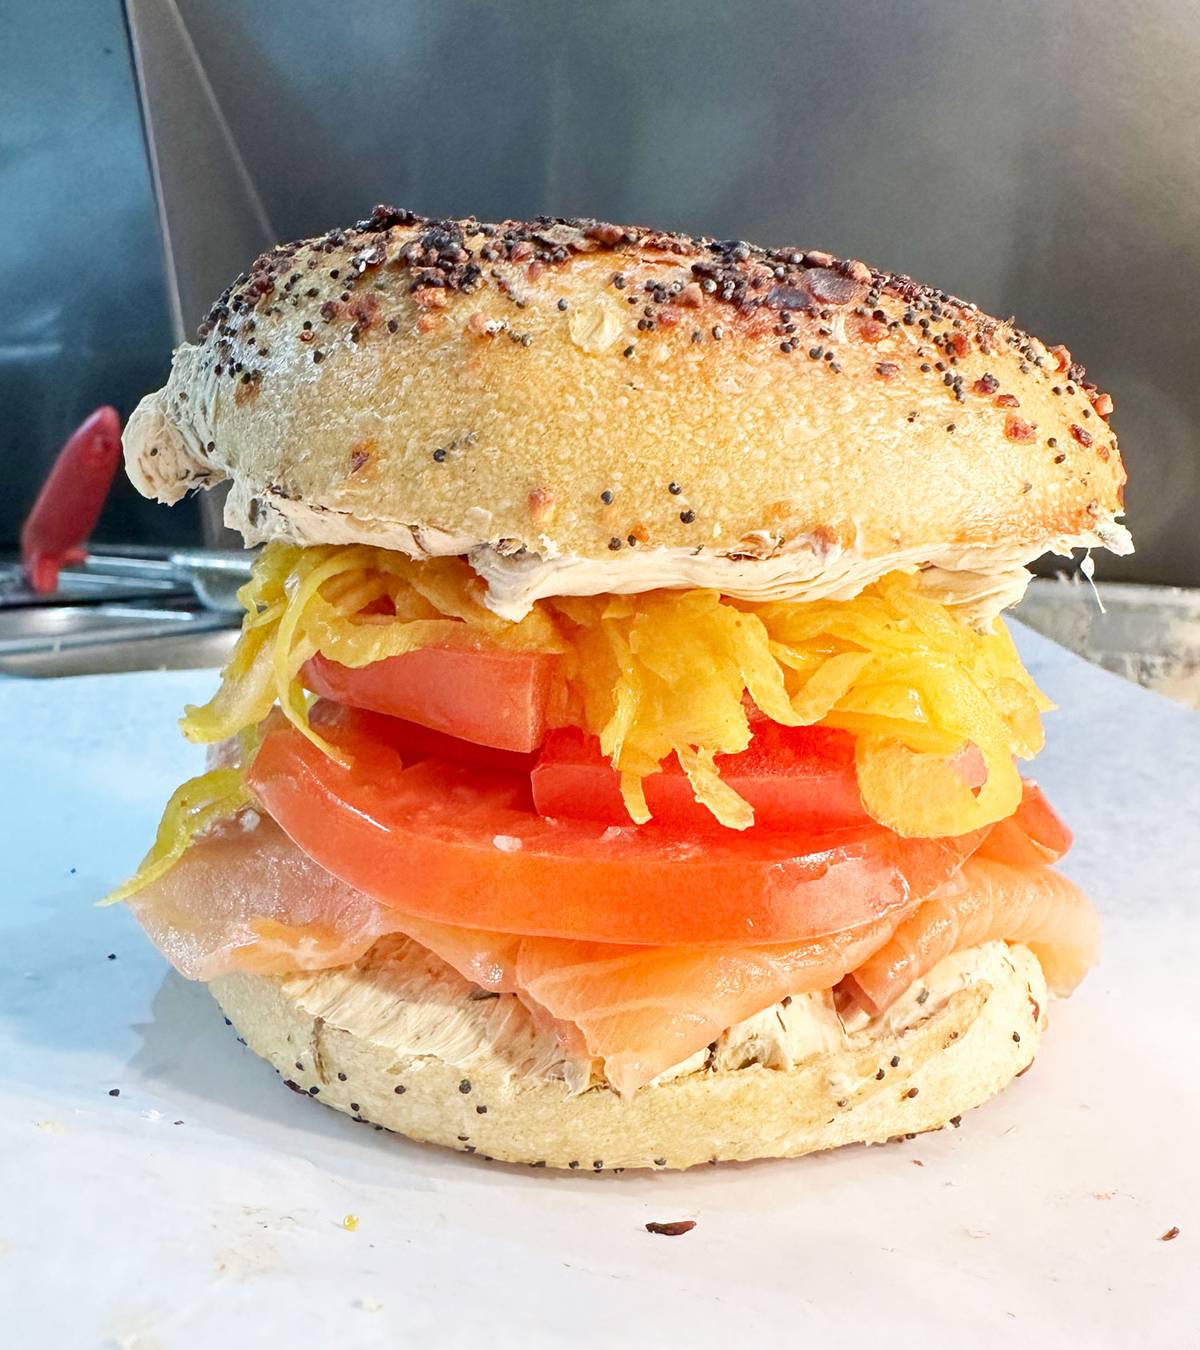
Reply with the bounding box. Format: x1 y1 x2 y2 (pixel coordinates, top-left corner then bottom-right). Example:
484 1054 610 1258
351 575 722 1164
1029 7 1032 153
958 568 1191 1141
283 937 1032 1095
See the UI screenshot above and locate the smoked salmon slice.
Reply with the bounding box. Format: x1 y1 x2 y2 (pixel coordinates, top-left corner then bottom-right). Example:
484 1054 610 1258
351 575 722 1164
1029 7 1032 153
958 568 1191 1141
399 912 907 1095
127 816 394 981
127 813 1096 1097
842 856 1100 1015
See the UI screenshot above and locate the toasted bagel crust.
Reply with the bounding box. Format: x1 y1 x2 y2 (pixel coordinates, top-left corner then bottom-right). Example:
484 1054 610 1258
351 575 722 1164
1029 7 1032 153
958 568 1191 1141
209 940 1048 1171
124 209 1127 580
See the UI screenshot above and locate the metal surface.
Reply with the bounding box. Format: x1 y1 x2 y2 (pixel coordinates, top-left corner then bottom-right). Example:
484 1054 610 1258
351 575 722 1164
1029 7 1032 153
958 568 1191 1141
0 601 236 677
1014 580 1200 710
125 0 275 546
0 1 201 551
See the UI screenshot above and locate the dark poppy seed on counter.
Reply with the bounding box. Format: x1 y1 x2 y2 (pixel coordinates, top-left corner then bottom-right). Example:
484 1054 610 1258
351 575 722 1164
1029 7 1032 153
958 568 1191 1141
108 1088 120 1097
950 1115 962 1127
679 510 696 524
107 953 117 961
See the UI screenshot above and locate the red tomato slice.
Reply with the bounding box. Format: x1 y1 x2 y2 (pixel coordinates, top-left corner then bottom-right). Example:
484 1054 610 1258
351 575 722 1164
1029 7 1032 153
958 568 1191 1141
532 723 869 832
246 702 988 947
303 646 559 753
359 712 538 776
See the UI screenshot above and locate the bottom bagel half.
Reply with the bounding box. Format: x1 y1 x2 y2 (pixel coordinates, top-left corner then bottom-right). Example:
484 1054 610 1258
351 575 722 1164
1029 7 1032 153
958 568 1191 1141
211 936 1048 1171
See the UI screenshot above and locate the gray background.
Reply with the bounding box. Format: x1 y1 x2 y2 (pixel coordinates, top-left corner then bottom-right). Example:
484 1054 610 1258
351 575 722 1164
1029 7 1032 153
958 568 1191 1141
4 0 1197 581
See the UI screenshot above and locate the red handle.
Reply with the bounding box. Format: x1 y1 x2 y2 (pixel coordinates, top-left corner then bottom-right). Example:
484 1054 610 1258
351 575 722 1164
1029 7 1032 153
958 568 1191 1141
21 406 123 594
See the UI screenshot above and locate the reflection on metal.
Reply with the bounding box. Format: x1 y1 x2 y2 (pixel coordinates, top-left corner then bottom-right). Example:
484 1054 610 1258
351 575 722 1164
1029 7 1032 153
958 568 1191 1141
125 0 275 545
0 543 248 675
0 600 237 678
1014 581 1200 711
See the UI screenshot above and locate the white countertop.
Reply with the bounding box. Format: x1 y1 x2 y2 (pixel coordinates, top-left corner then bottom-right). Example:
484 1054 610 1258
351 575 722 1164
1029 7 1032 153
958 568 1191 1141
1 625 1195 1348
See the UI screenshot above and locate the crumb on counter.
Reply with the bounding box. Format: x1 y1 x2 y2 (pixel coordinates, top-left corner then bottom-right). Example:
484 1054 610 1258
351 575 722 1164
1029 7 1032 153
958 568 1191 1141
645 1219 697 1237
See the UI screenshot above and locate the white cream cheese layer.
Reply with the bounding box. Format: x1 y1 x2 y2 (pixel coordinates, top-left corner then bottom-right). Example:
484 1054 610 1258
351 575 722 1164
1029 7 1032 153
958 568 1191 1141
280 937 1031 1095
218 478 1129 626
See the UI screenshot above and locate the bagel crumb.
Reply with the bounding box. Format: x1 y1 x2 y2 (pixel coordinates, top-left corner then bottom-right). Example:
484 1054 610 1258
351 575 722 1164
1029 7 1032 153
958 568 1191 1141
646 1220 696 1236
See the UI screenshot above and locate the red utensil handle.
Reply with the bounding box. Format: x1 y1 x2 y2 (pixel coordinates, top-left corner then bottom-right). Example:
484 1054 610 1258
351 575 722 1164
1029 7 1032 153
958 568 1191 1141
21 406 123 594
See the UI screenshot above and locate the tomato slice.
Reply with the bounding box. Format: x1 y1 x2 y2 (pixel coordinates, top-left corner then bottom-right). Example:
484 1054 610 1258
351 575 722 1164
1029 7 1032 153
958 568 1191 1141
303 646 559 753
246 702 988 947
358 712 538 776
532 723 869 832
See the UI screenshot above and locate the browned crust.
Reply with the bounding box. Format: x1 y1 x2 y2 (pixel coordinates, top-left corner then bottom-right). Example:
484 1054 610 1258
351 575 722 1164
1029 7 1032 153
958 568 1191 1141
125 207 1127 566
